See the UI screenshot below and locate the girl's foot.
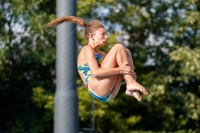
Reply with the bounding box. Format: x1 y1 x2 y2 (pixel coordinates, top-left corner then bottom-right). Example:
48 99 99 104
126 81 148 95
125 90 141 101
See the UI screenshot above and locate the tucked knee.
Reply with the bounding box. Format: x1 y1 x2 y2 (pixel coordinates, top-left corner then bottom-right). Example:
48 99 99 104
115 43 124 47
114 43 125 51
125 48 132 56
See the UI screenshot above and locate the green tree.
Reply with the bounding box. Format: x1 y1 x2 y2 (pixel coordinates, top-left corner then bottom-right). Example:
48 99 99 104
1 0 200 132
0 0 56 132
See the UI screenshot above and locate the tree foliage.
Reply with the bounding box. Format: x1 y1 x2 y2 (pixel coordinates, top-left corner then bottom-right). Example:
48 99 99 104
0 0 56 132
0 0 200 133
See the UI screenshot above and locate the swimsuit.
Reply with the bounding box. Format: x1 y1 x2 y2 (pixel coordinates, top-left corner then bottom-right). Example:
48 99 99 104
77 53 111 102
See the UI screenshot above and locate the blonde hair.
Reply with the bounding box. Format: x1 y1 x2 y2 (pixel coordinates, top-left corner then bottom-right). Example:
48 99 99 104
45 16 104 41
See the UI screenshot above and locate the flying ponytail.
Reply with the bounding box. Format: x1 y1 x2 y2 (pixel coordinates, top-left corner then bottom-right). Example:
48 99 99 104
45 16 104 41
45 16 87 30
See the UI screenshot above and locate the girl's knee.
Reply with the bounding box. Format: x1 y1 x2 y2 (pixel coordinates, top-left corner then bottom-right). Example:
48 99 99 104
114 43 124 49
115 43 124 47
125 48 132 55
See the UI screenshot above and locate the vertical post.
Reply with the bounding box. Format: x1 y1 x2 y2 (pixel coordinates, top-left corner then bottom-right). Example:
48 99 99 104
54 0 78 133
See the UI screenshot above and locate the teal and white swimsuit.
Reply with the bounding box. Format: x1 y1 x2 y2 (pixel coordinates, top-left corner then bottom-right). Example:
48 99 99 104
77 53 111 102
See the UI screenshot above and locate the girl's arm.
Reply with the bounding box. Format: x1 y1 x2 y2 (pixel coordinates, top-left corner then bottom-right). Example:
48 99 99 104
84 45 132 78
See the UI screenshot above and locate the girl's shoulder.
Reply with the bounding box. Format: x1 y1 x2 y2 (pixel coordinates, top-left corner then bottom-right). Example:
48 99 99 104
80 45 95 57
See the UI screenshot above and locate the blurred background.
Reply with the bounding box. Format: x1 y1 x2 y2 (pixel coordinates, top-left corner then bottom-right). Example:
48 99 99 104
0 0 200 133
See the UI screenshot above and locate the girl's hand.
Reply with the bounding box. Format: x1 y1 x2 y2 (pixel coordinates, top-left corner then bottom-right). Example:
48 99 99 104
132 72 137 80
120 62 133 74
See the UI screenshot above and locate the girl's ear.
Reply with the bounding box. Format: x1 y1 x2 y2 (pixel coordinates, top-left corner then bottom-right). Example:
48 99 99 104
89 33 94 40
89 33 92 39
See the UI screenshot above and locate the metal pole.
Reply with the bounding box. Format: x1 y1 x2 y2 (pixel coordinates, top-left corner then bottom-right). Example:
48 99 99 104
54 0 78 133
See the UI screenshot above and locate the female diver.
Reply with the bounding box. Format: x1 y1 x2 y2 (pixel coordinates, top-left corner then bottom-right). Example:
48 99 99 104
45 16 148 102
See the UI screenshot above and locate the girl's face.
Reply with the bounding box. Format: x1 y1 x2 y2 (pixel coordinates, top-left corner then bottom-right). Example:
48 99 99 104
92 27 107 46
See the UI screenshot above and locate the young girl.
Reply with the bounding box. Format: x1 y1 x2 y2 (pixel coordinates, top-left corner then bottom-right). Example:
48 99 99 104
45 16 148 102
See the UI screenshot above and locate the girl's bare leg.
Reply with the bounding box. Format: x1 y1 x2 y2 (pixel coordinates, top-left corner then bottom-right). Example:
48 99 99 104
125 49 142 101
107 74 122 101
125 49 136 80
101 44 148 96
106 48 142 101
